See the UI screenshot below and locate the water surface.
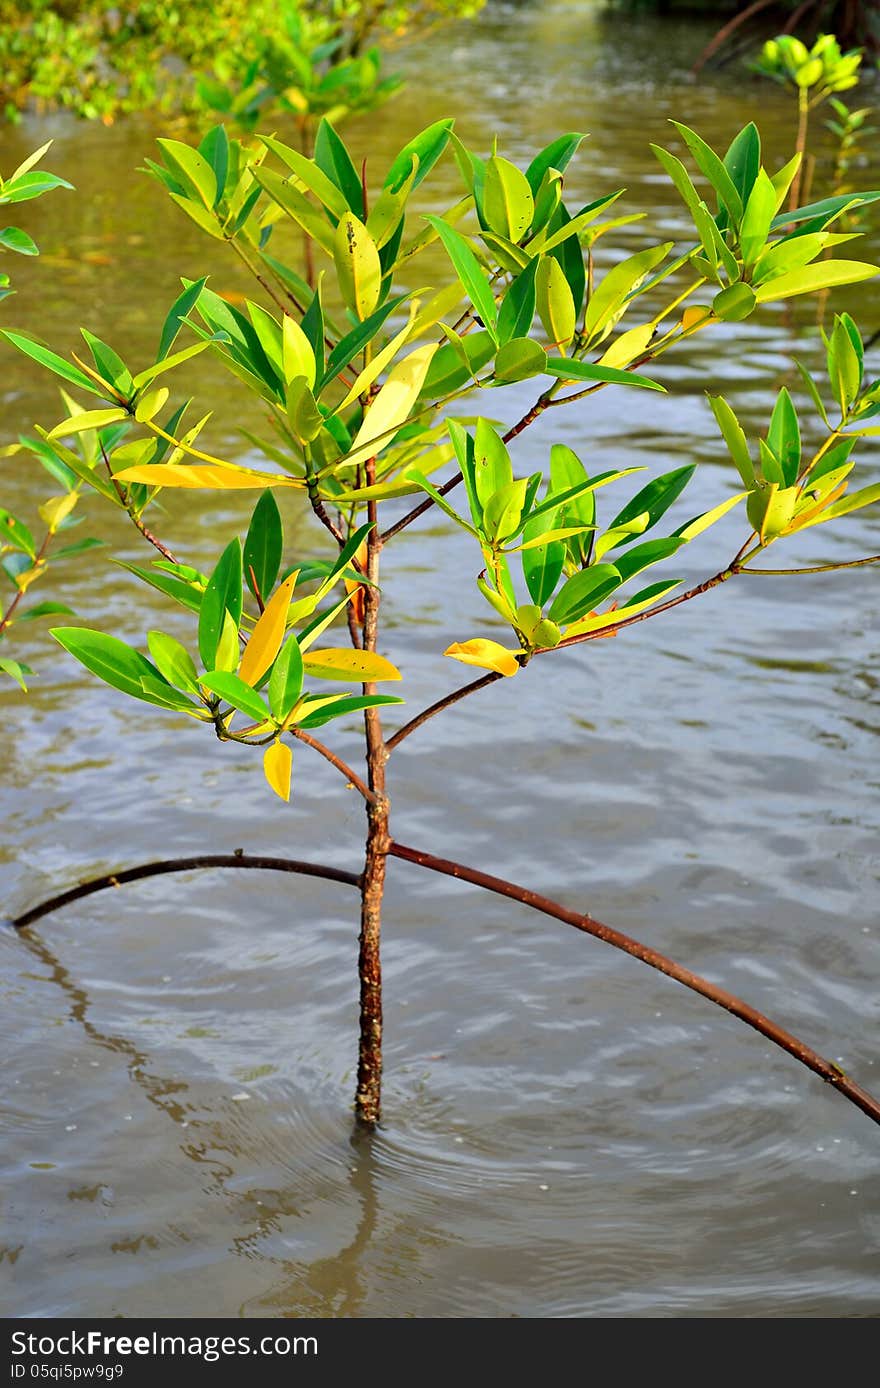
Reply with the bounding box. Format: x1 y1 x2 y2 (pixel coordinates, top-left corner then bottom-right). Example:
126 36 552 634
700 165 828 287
1 0 879 1318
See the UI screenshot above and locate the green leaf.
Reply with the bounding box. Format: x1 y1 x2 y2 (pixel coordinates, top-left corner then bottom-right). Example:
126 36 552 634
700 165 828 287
536 255 576 354
493 338 547 384
707 396 755 486
713 282 757 322
81 329 133 397
0 509 35 558
157 139 217 210
739 169 776 265
199 125 228 207
0 656 30 691
0 331 107 398
419 330 496 397
251 167 336 254
483 478 529 543
157 277 207 361
424 216 498 341
200 671 268 721
385 120 453 194
543 358 664 392
147 631 200 693
525 133 586 196
474 419 513 509
260 134 350 219
268 632 304 721
116 561 204 615
607 466 696 540
548 564 622 625
484 156 534 242
314 120 363 215
14 600 74 622
766 388 801 487
613 536 683 583
297 693 404 729
320 293 408 389
497 259 538 345
583 243 672 344
723 124 761 210
198 539 243 670
521 512 565 606
243 491 283 606
0 227 38 256
50 627 182 710
670 121 744 224
770 191 880 232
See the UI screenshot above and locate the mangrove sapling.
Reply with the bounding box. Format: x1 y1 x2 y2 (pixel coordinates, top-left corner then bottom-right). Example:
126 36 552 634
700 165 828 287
4 114 880 1132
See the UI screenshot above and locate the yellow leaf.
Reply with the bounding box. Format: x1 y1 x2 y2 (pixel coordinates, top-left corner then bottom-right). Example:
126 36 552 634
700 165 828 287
345 343 438 471
599 321 654 368
336 299 422 412
49 408 128 438
444 639 520 677
302 648 401 682
116 463 304 489
263 740 292 801
334 212 382 321
38 492 78 532
239 572 299 686
681 306 713 331
282 315 316 388
134 387 170 423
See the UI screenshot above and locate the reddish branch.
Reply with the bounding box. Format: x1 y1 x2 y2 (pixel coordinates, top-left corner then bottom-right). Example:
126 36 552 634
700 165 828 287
8 854 361 931
388 841 880 1127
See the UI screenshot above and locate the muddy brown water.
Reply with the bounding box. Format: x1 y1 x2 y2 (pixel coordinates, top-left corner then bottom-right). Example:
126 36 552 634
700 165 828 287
1 1 878 1317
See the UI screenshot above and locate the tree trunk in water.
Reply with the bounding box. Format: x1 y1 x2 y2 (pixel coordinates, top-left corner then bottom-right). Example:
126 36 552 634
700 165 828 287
355 489 387 1128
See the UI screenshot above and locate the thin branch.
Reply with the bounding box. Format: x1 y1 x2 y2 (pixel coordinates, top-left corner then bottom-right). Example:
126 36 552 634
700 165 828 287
740 555 880 575
380 386 557 543
101 443 178 563
691 0 779 74
290 727 378 803
388 840 880 1128
0 527 53 639
8 854 362 932
554 567 735 652
385 671 502 752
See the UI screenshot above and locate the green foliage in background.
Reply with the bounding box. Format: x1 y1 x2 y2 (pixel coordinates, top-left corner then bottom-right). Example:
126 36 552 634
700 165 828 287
0 0 481 125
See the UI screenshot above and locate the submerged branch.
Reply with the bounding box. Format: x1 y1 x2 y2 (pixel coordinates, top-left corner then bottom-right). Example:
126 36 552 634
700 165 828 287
388 840 880 1127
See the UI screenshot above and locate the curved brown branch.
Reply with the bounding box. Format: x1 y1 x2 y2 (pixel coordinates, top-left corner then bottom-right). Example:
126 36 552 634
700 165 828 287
691 0 779 74
290 727 378 803
386 670 502 752
388 840 880 1127
8 854 361 931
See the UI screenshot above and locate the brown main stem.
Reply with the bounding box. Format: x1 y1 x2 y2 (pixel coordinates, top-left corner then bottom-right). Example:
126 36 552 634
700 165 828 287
388 841 880 1127
355 472 390 1127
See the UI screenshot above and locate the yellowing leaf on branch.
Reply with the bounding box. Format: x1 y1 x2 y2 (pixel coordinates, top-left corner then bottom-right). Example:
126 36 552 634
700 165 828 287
239 572 299 687
116 463 305 490
302 648 402 682
38 492 78 532
344 344 438 471
444 639 521 677
263 740 292 801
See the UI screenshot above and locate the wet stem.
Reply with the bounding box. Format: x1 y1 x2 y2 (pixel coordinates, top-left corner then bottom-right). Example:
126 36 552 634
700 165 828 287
355 459 389 1127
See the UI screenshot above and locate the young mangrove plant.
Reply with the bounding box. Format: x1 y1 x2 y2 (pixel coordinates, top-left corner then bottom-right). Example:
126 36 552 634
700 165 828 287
4 114 880 1132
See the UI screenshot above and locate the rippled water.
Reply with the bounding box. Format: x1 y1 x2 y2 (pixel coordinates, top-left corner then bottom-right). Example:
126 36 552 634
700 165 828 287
1 1 879 1318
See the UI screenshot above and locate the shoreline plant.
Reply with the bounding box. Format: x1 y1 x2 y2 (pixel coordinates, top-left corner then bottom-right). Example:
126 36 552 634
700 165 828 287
3 114 880 1130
